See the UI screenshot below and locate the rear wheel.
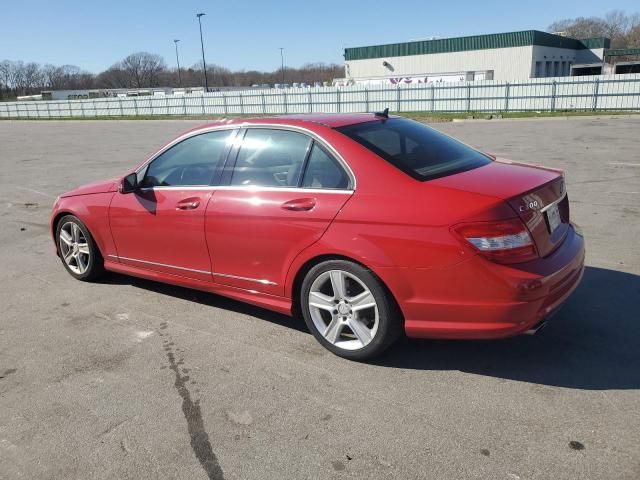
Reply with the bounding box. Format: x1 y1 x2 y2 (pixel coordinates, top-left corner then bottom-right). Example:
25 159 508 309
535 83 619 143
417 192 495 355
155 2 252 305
56 215 104 281
300 260 402 360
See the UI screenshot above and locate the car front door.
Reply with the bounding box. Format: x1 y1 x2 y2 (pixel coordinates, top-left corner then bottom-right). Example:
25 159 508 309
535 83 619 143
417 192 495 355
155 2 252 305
205 127 354 296
109 128 236 282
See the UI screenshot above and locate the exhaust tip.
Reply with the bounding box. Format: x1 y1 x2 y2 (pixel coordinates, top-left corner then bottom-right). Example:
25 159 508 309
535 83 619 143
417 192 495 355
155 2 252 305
524 319 548 335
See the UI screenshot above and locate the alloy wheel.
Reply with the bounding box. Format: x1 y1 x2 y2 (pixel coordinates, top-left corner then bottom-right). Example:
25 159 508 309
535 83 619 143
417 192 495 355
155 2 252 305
308 269 379 350
59 221 91 275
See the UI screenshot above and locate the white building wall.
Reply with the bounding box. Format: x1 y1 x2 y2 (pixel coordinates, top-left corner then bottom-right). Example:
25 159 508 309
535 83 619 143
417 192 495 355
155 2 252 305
346 46 535 82
576 48 604 63
531 46 580 77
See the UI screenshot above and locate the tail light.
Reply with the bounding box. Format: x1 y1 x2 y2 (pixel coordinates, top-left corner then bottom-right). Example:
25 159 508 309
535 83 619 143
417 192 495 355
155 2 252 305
452 218 538 264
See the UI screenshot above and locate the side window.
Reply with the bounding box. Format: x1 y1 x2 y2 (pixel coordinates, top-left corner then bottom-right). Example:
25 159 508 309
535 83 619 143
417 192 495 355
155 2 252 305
231 129 311 187
141 130 234 187
302 144 350 189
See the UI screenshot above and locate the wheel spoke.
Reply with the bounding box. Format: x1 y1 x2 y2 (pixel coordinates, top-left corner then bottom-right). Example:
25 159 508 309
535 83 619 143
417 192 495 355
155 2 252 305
77 243 90 255
63 249 74 263
309 291 335 311
323 316 343 344
347 318 372 346
60 229 73 247
71 223 80 242
329 271 346 299
76 253 86 273
349 290 376 312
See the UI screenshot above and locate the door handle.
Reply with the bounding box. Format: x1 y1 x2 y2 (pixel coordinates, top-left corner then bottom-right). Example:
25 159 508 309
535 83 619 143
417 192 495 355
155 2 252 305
281 198 316 211
176 198 200 210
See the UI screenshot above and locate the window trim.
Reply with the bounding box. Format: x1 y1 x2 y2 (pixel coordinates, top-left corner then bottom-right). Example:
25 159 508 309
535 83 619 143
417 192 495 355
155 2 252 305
300 141 352 190
135 123 356 192
220 125 355 190
136 127 239 189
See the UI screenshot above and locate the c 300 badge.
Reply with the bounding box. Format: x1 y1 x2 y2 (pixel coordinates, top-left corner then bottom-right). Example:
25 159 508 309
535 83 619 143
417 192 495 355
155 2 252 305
519 200 541 212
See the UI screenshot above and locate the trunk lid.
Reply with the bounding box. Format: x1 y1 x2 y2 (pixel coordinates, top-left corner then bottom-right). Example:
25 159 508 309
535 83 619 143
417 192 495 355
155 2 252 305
432 159 569 258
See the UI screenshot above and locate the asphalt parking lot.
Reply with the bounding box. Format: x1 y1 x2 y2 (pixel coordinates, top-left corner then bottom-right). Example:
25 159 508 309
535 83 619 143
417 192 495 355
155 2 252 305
1 116 639 480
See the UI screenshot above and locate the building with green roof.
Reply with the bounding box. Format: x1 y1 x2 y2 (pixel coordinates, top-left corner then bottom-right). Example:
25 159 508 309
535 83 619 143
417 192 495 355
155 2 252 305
341 30 611 85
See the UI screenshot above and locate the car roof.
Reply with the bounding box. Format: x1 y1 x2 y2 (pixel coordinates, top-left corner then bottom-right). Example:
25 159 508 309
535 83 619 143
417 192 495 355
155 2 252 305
196 113 386 132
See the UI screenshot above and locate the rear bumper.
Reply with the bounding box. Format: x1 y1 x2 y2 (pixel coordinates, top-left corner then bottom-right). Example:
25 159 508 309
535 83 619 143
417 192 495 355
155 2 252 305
397 225 585 339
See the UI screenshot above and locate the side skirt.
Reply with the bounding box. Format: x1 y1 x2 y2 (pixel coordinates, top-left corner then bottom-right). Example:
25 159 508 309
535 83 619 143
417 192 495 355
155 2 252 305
103 259 293 316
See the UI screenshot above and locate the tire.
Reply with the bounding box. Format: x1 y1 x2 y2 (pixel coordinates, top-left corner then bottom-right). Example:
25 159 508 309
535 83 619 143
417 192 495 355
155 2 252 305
55 215 104 281
300 259 402 360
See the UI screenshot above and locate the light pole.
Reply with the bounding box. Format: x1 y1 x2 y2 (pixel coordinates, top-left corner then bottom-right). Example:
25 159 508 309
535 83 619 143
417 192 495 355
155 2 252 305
173 39 182 88
196 13 209 91
279 47 285 84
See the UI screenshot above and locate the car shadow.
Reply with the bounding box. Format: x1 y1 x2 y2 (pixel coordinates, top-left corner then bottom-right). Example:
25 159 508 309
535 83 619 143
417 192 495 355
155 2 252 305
374 266 640 390
96 273 309 333
100 266 639 390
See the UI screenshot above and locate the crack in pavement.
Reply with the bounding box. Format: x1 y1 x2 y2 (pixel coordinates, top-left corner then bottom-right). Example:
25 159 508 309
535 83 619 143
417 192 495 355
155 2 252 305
159 322 224 480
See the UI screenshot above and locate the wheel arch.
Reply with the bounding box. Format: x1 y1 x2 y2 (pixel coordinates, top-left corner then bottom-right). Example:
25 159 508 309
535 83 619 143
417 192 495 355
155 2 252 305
51 210 76 255
289 253 405 324
51 210 104 258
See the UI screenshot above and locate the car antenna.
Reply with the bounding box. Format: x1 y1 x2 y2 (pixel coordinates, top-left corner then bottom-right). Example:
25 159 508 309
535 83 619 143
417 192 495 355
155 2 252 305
374 107 389 119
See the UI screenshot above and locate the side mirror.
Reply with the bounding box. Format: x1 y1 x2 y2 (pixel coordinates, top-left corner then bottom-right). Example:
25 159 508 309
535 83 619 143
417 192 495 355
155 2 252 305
120 172 138 194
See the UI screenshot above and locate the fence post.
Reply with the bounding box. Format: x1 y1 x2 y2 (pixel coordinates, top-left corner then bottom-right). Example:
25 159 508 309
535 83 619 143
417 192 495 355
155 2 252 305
430 84 435 112
80 99 85 118
133 97 139 116
239 93 244 115
364 87 369 113
592 78 600 111
261 92 266 114
283 91 288 114
336 89 341 113
551 80 557 112
119 98 124 117
466 83 471 112
68 100 72 118
396 86 401 112
46 101 51 118
504 82 510 112
222 94 227 115
201 93 206 115
183 95 188 115
308 90 313 113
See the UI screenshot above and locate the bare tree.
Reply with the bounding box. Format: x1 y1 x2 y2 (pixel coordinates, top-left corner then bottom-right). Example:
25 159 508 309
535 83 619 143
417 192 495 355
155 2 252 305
96 66 129 89
549 17 609 38
1 51 345 99
0 60 11 97
549 10 640 48
42 64 86 90
117 52 166 88
626 14 640 47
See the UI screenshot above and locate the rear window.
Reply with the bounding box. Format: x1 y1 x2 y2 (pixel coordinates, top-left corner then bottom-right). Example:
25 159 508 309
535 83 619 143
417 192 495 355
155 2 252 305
336 118 491 181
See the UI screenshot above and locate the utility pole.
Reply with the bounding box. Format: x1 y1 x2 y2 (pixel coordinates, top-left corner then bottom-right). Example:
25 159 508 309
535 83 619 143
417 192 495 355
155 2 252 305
196 13 209 91
280 47 285 84
173 39 182 87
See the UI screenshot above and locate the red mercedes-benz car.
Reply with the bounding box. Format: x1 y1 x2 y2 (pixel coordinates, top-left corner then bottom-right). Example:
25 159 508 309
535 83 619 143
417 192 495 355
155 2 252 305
51 113 585 360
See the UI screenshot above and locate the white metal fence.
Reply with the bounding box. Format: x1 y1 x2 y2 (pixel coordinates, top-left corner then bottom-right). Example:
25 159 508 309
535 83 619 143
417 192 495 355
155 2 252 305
1 74 639 119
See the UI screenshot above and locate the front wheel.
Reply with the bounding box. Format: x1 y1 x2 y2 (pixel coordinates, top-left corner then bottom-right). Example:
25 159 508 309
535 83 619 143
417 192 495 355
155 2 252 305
300 260 402 361
56 215 104 281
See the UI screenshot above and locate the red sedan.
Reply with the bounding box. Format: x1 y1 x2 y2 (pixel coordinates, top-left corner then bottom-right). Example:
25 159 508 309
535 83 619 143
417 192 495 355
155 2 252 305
51 113 585 360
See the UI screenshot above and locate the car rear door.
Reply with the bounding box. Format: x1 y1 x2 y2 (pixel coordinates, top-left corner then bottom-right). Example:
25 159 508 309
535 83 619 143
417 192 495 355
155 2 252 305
205 127 354 296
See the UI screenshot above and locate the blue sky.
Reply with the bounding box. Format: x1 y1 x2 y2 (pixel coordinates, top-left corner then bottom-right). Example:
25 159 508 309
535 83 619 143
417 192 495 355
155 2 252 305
1 0 636 73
